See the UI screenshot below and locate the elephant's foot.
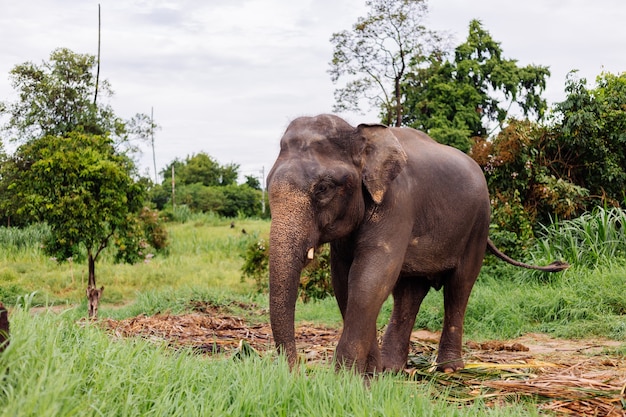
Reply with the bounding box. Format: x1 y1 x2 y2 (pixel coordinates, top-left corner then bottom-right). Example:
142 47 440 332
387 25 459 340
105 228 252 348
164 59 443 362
380 348 409 373
334 339 381 374
435 352 464 373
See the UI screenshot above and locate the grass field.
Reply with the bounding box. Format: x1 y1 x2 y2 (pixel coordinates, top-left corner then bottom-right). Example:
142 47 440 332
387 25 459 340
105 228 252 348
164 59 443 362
0 211 625 416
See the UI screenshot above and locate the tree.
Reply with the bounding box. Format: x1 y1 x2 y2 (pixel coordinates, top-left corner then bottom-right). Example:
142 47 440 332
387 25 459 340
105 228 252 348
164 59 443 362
470 71 626 254
470 120 588 255
5 132 147 317
403 20 550 151
244 175 261 190
156 152 264 218
329 0 443 126
550 71 626 203
0 48 154 151
163 152 240 187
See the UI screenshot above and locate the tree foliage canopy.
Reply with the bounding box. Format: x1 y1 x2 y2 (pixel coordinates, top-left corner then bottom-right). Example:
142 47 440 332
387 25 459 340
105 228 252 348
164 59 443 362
403 20 550 152
470 71 626 254
0 48 154 152
5 132 145 259
164 152 239 187
155 152 263 218
550 71 626 201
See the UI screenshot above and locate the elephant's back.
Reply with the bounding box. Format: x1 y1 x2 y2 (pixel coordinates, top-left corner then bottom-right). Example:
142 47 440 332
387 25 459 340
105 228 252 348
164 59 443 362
392 127 487 196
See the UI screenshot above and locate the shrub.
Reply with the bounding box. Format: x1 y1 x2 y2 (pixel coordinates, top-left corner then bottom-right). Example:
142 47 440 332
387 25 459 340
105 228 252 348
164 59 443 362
240 240 333 302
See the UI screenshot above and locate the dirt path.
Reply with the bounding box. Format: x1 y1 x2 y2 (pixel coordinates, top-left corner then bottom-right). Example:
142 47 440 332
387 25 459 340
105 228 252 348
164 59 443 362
100 302 626 416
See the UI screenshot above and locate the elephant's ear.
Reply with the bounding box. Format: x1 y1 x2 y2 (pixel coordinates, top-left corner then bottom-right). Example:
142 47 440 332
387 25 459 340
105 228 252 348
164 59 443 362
356 124 408 204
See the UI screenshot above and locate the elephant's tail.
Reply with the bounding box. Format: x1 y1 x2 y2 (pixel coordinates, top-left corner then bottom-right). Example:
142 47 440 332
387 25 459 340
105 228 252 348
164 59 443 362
486 239 569 272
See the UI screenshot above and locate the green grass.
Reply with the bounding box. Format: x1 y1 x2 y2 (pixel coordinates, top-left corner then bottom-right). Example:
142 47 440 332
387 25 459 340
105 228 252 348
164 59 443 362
0 218 269 306
0 308 540 417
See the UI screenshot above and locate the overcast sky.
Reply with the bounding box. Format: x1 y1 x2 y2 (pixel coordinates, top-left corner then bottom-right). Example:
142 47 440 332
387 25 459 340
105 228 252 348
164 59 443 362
1 0 624 183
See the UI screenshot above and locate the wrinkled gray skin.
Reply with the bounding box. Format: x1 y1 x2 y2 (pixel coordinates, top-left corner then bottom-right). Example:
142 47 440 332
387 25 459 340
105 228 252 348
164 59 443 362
267 114 567 374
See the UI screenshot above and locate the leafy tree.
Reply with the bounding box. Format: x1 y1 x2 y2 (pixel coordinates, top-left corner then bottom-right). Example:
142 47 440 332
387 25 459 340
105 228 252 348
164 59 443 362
244 175 261 190
5 132 148 317
220 184 261 218
0 48 154 151
329 0 444 126
471 120 588 256
550 71 626 203
403 20 550 151
470 72 626 254
163 152 239 187
158 152 263 217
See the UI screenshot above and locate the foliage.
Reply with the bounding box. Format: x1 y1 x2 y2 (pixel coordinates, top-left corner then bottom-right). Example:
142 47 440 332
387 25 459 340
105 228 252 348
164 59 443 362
403 20 550 152
471 72 626 250
2 131 153 316
219 184 262 218
549 71 626 204
471 120 588 254
0 48 153 150
6 132 145 258
157 152 263 218
329 0 444 126
241 241 333 302
163 152 238 188
244 175 261 190
299 245 334 302
240 238 269 293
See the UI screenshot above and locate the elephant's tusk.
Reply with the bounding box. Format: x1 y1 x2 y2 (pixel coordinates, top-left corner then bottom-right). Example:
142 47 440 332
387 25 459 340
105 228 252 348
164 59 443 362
307 247 315 260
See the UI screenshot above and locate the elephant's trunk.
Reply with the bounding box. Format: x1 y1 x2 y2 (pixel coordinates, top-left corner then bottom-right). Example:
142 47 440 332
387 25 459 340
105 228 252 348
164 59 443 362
268 186 317 368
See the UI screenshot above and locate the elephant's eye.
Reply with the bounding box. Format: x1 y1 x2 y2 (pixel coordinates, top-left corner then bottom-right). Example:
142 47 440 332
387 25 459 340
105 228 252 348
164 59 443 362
314 180 336 204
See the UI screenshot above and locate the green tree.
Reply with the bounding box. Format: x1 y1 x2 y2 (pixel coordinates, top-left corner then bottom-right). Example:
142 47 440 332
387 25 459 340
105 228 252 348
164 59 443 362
0 48 164 317
329 0 444 126
158 152 264 217
550 71 626 203
219 184 261 218
5 132 147 317
244 175 261 190
469 72 626 254
471 120 588 256
164 152 240 187
403 20 550 151
0 48 153 150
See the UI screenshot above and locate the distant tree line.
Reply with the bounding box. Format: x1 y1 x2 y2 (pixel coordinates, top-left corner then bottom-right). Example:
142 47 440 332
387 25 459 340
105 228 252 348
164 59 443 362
148 152 266 218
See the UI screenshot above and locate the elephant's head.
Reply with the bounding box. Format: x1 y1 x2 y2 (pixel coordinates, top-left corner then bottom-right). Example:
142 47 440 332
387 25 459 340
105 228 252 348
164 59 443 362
266 114 407 366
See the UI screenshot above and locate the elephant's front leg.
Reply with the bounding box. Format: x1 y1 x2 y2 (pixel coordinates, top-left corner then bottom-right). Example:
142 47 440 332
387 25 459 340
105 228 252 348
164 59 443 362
334 249 404 374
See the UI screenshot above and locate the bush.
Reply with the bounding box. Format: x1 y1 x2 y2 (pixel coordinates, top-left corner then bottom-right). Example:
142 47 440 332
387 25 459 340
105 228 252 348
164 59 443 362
240 240 333 302
240 238 269 293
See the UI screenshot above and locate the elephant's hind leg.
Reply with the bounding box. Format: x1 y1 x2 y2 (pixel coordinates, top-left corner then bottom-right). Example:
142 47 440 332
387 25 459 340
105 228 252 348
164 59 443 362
381 277 431 372
437 261 482 373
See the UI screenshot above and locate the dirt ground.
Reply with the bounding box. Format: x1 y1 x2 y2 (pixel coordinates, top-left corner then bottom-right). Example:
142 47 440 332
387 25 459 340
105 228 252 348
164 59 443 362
101 301 626 416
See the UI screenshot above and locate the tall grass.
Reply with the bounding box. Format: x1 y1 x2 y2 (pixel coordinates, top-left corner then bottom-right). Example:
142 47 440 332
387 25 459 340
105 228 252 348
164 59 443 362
532 206 626 268
0 224 50 260
0 308 541 417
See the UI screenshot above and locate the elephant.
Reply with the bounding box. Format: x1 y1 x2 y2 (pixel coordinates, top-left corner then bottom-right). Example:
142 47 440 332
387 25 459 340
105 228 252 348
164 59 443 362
266 114 568 374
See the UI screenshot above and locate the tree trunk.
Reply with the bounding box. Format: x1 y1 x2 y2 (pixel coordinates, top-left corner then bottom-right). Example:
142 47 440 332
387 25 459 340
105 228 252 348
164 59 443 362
0 302 9 353
86 253 104 319
394 75 402 127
